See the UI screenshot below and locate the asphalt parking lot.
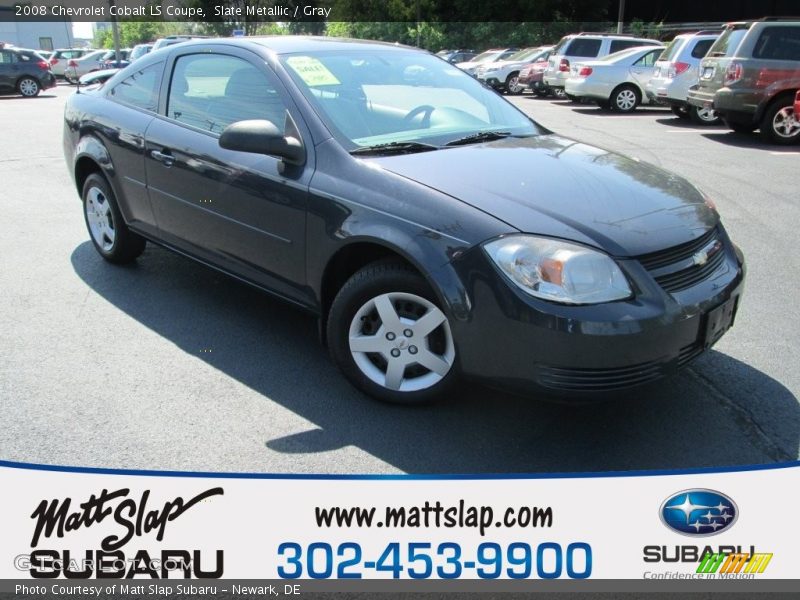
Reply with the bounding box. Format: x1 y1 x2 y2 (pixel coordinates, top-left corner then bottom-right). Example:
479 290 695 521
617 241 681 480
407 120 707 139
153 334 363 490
1 83 798 474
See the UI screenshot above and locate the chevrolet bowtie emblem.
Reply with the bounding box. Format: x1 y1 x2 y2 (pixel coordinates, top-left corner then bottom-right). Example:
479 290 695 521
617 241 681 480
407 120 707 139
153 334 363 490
692 239 722 267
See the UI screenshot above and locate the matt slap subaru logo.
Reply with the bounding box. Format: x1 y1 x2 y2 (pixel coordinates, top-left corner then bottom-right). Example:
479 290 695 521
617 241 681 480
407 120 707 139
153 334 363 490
660 489 738 537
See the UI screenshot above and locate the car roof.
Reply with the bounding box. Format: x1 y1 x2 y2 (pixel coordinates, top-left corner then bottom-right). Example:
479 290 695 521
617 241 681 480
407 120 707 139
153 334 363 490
169 36 420 55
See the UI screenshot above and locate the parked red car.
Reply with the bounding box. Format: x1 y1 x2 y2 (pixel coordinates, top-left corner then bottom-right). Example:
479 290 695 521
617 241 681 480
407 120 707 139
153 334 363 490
794 89 800 116
518 54 552 96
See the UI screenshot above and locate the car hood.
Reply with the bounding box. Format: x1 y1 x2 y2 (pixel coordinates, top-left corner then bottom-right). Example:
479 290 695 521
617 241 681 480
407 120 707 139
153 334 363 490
370 135 717 256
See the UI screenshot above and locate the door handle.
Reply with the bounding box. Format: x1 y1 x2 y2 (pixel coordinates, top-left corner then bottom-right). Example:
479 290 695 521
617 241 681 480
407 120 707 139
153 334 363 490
150 149 174 166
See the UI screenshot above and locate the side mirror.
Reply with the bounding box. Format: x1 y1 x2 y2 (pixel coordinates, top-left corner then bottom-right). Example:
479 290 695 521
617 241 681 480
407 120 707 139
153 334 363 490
219 114 305 167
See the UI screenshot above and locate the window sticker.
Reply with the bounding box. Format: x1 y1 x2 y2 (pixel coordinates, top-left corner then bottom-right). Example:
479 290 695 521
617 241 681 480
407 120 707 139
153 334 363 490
286 56 341 86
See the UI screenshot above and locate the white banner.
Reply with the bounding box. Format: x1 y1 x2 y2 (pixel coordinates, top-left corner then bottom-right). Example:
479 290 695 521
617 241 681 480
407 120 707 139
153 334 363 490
0 461 797 580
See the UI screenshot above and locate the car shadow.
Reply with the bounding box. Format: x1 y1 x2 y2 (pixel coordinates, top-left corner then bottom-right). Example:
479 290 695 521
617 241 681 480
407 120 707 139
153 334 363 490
570 107 671 116
0 94 57 100
654 117 726 130
70 242 799 474
700 131 800 152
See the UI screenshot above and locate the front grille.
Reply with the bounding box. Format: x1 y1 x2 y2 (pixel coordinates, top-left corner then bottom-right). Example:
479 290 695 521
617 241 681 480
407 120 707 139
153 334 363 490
637 228 717 271
654 248 725 293
537 361 664 392
636 227 726 293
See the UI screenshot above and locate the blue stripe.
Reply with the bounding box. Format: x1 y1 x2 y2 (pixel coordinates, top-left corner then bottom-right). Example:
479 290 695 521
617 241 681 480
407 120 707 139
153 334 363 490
1 459 798 480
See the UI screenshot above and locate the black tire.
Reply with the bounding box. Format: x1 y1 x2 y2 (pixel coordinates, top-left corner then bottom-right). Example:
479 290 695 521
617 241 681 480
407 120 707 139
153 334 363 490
723 119 757 134
671 105 690 120
689 105 721 125
610 84 640 113
504 72 523 95
595 99 611 110
759 97 800 145
565 93 581 103
17 77 40 97
327 261 459 405
533 87 549 97
82 173 146 264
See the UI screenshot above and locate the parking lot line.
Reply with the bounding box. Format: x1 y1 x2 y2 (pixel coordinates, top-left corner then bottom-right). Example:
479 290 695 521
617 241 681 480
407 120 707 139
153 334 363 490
769 151 800 155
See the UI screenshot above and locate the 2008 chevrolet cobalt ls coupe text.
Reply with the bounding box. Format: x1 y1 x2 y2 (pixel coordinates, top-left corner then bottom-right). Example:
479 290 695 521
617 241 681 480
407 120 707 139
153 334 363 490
63 37 745 404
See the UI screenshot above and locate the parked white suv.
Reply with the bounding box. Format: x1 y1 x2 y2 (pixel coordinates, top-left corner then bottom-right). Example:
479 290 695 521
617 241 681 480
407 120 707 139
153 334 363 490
544 33 660 97
645 31 720 124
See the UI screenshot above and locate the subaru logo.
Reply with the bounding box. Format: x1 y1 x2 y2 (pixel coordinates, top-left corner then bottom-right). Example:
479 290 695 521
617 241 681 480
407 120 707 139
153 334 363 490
660 489 738 537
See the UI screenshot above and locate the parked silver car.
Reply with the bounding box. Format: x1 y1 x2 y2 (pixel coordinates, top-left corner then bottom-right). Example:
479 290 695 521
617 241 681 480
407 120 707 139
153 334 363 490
63 50 107 84
455 48 518 76
476 46 553 94
544 32 661 96
565 45 665 111
645 31 720 124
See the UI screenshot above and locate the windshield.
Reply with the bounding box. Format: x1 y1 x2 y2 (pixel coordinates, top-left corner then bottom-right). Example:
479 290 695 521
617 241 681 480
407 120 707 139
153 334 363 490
708 25 748 57
506 47 539 61
599 46 656 63
470 50 503 63
280 50 539 150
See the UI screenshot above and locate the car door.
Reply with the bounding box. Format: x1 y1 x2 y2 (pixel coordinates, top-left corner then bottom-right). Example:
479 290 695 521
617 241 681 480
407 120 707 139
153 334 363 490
101 61 164 234
630 49 662 88
144 46 311 301
0 50 19 93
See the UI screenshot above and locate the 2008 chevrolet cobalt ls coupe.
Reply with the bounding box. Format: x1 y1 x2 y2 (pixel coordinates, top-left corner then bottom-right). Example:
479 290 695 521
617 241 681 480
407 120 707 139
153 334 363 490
63 37 745 404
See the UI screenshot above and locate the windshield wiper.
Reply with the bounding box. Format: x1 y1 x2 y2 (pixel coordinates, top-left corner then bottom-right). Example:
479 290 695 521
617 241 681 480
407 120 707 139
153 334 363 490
444 131 512 146
350 141 440 156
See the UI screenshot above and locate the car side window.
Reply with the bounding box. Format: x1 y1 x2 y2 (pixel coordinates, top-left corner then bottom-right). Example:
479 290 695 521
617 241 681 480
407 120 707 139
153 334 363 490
109 62 163 113
752 26 800 61
610 39 644 53
566 38 602 57
634 49 660 67
691 39 714 59
167 53 288 135
0 50 17 64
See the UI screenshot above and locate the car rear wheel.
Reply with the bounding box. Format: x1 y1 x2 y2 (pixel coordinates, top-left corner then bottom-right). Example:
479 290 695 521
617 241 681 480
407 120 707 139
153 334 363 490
689 105 721 125
327 261 458 404
671 105 690 119
505 72 523 95
760 99 800 145
611 85 640 112
17 77 40 97
533 87 549 97
82 173 146 263
595 99 611 110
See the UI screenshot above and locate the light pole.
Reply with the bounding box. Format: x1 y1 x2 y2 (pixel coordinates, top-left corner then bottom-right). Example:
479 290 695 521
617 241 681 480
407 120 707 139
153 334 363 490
617 0 625 34
108 0 121 63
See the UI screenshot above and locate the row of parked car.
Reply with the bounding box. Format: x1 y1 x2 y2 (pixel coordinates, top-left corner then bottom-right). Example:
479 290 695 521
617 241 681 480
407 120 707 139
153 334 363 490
0 35 212 98
447 18 800 145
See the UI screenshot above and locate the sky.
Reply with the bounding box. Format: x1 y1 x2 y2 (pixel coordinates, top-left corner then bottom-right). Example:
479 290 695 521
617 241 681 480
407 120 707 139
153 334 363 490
73 23 95 40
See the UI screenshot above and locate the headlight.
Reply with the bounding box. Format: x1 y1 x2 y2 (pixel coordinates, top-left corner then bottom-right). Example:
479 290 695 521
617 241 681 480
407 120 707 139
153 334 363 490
485 67 498 72
484 235 632 304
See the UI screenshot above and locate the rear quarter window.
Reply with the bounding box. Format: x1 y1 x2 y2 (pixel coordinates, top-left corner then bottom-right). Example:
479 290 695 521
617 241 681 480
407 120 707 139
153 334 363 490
658 38 683 62
109 62 163 113
691 39 715 59
708 26 748 57
752 26 800 61
564 38 602 57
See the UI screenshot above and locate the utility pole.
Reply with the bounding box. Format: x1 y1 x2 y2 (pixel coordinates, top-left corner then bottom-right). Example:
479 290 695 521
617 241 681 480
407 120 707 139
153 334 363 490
108 0 121 63
617 0 625 34
416 0 421 47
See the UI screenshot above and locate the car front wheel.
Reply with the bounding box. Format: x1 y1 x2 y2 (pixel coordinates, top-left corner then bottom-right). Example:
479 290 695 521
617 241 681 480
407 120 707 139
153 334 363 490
327 261 458 404
17 77 40 97
82 173 146 263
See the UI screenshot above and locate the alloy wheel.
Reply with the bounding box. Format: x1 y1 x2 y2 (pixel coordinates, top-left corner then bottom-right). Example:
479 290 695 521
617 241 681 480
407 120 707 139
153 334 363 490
348 292 455 392
85 186 116 252
772 107 800 139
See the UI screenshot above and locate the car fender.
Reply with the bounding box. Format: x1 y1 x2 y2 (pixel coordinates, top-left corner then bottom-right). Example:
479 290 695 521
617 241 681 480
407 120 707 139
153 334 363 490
73 133 115 185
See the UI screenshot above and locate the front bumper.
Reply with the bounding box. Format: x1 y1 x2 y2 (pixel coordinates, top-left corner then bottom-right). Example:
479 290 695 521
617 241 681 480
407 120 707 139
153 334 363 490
448 232 745 398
